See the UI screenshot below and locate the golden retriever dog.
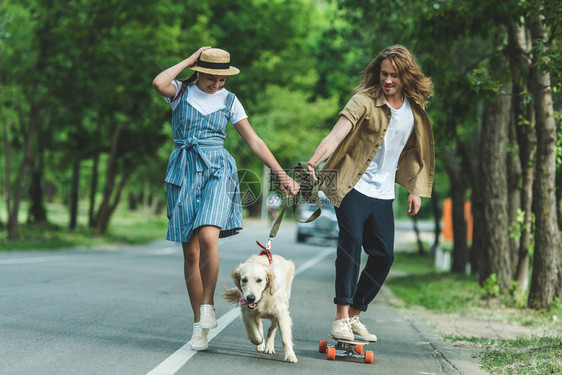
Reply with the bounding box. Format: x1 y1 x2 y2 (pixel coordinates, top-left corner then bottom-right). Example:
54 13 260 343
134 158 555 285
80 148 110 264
223 253 297 363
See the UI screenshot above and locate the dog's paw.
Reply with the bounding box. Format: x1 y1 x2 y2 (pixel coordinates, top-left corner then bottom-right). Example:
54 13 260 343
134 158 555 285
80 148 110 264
264 345 275 355
256 343 265 352
284 352 298 363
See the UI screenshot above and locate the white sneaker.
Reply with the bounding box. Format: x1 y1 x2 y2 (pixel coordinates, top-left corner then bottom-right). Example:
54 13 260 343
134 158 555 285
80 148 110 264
350 315 377 342
329 318 354 341
200 304 218 329
190 322 208 351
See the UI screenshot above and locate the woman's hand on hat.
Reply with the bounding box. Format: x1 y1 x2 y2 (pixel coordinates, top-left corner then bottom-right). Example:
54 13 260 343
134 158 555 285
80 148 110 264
187 46 212 67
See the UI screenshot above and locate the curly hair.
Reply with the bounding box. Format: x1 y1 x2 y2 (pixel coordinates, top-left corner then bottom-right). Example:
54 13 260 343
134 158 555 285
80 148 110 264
355 45 434 108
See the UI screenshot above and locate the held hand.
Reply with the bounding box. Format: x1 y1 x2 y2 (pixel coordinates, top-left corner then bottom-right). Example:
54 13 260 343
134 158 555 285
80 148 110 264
186 46 212 67
407 194 421 216
280 176 300 197
307 162 318 181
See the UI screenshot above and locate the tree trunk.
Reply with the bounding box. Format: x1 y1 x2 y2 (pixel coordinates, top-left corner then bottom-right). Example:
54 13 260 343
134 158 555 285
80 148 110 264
3 118 12 230
95 169 132 235
476 81 512 291
7 102 45 240
470 108 484 277
128 192 138 211
506 113 521 278
508 23 536 292
556 179 562 230
69 160 80 230
27 138 48 224
92 125 134 235
412 215 425 255
527 16 562 308
88 153 99 228
444 145 469 274
94 125 122 234
430 187 441 257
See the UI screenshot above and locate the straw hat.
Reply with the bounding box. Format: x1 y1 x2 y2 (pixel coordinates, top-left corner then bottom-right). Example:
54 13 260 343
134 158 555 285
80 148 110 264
190 48 240 76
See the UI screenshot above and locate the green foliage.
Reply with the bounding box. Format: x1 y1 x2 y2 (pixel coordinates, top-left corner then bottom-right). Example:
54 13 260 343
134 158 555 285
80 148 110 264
1 0 352 233
482 273 501 298
469 68 509 95
509 209 535 255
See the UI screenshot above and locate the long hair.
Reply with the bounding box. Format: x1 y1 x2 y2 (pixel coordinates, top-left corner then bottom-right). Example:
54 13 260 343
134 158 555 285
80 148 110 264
172 72 198 101
355 45 433 108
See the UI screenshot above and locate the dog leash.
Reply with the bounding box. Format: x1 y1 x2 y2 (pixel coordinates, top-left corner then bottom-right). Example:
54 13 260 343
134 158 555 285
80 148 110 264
257 163 323 262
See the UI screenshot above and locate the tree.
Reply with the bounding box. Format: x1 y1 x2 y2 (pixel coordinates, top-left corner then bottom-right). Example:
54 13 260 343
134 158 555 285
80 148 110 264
507 22 536 292
1 0 62 240
476 75 513 290
527 12 562 308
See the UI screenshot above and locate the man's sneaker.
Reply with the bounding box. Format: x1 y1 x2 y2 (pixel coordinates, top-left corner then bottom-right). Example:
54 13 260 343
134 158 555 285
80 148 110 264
200 304 218 329
190 322 208 351
350 315 378 342
329 318 354 341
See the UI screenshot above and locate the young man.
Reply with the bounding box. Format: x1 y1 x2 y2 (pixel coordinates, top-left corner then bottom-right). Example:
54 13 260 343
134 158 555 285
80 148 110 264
307 45 434 341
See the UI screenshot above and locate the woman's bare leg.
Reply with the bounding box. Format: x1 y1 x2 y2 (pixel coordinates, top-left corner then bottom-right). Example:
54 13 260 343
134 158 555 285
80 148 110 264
182 235 203 322
197 225 221 305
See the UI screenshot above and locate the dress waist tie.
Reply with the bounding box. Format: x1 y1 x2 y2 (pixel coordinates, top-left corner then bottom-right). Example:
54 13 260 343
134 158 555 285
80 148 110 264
165 137 224 186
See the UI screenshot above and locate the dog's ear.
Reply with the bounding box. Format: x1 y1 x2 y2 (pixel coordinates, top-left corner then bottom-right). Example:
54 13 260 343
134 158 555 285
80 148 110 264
266 269 275 295
232 269 241 290
222 285 241 304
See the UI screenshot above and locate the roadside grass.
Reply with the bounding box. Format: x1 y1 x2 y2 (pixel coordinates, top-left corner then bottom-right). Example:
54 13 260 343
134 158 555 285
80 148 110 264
444 336 562 375
477 336 562 375
0 202 168 251
388 250 562 375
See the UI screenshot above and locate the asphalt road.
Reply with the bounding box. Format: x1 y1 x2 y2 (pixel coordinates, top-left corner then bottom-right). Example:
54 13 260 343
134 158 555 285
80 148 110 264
0 220 485 375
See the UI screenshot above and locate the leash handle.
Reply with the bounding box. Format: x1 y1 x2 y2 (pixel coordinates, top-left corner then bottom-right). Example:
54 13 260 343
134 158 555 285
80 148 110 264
267 161 323 239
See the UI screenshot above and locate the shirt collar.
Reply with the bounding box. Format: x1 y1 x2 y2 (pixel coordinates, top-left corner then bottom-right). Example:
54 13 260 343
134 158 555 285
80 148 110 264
373 92 387 107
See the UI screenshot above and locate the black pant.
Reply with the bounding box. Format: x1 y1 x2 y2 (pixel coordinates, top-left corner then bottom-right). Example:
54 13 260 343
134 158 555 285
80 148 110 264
334 188 395 311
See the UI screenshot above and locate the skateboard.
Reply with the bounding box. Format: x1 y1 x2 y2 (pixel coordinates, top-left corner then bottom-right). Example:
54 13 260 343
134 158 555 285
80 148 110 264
319 334 374 364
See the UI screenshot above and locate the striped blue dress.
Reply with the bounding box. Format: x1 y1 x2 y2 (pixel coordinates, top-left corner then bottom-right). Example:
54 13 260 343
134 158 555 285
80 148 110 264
164 85 243 243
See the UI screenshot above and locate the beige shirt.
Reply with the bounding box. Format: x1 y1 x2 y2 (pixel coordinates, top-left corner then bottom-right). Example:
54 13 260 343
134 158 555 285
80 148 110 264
319 92 435 207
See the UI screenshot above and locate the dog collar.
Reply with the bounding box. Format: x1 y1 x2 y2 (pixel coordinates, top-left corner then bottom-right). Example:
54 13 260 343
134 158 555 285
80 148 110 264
256 241 273 265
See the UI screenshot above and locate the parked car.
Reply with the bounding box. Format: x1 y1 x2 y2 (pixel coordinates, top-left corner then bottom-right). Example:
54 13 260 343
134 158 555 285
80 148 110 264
295 192 339 243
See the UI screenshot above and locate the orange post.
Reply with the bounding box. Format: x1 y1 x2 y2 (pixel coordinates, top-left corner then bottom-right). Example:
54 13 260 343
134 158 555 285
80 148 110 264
442 198 473 241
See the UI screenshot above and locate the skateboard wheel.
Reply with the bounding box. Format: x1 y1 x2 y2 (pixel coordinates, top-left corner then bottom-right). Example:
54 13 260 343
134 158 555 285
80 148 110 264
355 344 363 355
364 350 374 364
319 340 327 353
326 347 336 361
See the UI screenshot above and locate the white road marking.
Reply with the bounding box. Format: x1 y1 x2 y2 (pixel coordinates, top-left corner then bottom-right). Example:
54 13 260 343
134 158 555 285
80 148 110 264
147 308 240 375
295 248 333 275
146 247 334 375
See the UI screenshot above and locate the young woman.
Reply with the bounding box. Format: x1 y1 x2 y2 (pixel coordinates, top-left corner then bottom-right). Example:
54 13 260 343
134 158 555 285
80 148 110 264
306 45 434 342
153 47 299 350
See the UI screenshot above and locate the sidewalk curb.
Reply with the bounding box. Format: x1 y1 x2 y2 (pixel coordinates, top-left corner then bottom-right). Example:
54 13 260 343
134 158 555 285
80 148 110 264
408 316 488 375
383 286 488 375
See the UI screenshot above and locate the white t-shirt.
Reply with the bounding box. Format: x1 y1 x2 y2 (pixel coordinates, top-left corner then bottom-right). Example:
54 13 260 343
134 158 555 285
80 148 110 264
165 80 248 125
354 97 414 199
